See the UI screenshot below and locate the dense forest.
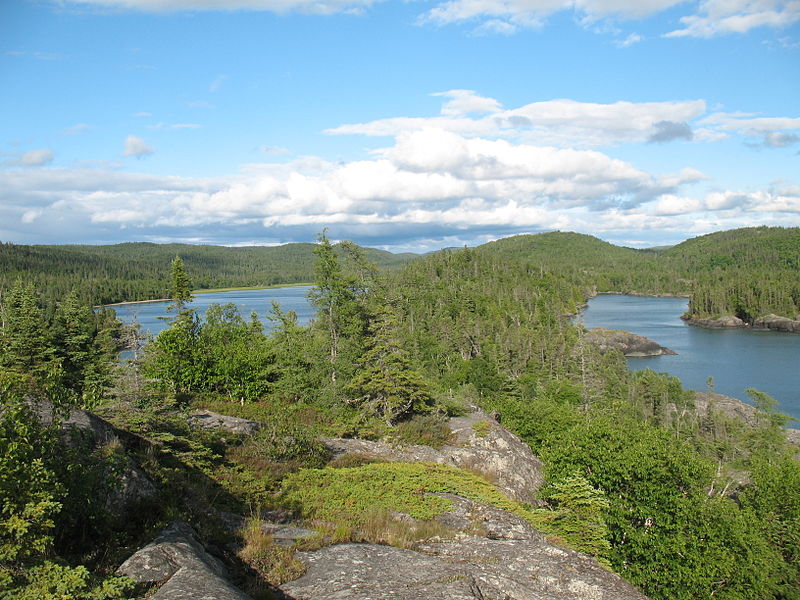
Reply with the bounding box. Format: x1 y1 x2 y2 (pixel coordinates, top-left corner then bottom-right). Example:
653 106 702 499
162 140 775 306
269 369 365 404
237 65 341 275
0 228 799 599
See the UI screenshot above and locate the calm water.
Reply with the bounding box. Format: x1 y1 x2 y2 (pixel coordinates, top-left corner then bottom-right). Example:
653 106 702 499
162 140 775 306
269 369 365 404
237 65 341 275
111 288 799 423
579 294 800 423
109 286 315 339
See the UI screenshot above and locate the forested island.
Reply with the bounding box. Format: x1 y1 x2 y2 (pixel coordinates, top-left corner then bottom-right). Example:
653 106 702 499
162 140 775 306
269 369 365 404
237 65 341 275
1 226 799 600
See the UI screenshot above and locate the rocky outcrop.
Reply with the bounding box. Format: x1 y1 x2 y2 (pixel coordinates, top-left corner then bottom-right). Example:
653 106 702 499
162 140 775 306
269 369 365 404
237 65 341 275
188 410 262 436
32 401 158 514
753 314 800 333
282 496 649 600
682 315 747 329
691 392 800 446
585 328 676 357
692 392 760 427
321 410 544 503
118 521 254 600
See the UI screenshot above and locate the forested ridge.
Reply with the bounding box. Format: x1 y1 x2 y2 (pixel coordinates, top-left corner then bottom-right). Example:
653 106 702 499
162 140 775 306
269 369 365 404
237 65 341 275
4 225 797 320
1 228 799 599
0 241 417 307
477 226 800 321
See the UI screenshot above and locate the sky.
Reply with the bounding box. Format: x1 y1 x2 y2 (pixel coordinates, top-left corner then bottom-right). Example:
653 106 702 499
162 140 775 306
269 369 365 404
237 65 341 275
1 0 799 252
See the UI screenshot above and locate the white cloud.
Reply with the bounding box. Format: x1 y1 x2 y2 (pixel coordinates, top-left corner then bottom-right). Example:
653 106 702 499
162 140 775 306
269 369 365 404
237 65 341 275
432 89 503 116
123 135 154 158
21 209 43 223
615 33 643 47
421 0 687 33
666 0 800 38
170 123 202 129
20 149 54 166
328 93 707 148
0 129 709 241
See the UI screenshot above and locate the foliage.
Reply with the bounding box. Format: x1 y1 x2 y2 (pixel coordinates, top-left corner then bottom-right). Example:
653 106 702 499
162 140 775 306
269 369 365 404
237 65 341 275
0 374 63 585
2 562 133 600
532 473 611 563
281 462 524 530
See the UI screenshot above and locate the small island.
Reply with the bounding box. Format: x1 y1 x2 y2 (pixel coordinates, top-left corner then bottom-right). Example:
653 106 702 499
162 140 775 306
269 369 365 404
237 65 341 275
585 328 677 357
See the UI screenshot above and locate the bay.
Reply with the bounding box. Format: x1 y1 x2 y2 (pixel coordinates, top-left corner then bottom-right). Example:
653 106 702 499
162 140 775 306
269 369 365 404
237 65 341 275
579 294 800 424
109 285 315 339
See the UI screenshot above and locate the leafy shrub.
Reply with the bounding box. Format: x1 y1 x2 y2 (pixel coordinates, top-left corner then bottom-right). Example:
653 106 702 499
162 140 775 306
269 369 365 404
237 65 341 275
281 462 523 531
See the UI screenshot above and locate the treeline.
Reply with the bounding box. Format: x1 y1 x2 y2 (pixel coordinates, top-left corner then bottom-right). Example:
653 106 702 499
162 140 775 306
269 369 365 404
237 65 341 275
0 240 417 307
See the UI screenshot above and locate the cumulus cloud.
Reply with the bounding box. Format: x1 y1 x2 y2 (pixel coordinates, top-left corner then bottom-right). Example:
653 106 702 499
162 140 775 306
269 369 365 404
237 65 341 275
328 93 707 148
4 92 799 249
123 135 154 157
0 128 713 247
432 90 503 116
666 0 800 38
699 112 800 148
421 0 685 31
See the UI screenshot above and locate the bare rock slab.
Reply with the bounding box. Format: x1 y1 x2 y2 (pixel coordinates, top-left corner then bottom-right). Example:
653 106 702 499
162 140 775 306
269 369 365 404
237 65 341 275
117 521 254 600
321 410 544 503
281 537 651 600
188 410 261 436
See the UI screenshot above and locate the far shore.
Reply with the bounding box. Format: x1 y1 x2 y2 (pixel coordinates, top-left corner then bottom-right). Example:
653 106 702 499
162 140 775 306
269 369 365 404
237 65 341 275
98 282 313 308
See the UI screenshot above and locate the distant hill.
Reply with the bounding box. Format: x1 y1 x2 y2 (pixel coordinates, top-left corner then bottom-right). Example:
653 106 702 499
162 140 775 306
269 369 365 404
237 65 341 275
475 231 684 296
471 227 800 320
0 240 419 307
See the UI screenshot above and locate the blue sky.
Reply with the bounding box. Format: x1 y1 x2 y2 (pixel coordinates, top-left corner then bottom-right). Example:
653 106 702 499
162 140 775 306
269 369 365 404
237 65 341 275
1 0 798 251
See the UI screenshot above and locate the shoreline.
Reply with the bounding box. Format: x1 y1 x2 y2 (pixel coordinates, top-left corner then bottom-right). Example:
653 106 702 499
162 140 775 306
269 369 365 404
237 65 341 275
98 282 313 308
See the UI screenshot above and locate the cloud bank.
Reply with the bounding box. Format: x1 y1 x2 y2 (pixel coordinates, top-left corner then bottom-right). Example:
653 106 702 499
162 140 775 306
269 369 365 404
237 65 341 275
3 93 798 249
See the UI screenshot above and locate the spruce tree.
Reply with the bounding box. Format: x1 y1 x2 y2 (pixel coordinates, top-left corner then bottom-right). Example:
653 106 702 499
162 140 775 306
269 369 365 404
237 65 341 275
346 306 433 424
168 256 193 312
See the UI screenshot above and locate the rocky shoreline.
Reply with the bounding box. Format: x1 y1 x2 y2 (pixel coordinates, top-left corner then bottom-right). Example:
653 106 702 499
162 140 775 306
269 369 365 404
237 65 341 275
682 313 800 333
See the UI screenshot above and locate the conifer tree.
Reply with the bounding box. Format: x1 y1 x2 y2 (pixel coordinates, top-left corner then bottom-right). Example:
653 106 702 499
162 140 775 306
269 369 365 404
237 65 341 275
0 281 59 381
346 306 433 424
168 256 193 312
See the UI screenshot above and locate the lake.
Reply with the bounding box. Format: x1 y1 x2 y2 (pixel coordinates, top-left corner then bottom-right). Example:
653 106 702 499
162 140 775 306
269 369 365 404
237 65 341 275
111 287 800 424
109 286 316 339
579 294 800 424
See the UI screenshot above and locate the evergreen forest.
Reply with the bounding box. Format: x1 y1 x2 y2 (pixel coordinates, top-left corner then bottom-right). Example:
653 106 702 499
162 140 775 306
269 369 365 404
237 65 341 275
0 226 798 599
